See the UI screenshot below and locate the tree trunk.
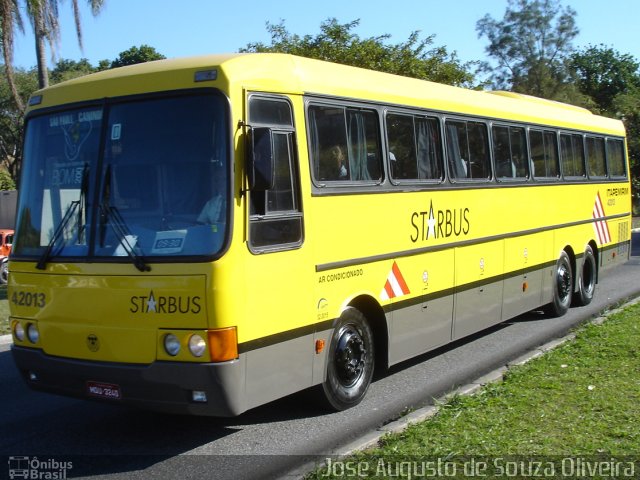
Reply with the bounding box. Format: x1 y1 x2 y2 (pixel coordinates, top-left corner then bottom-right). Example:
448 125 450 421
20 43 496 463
34 9 49 89
2 58 25 112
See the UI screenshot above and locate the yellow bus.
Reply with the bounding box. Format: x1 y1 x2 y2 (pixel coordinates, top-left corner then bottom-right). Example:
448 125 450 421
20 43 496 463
10 53 632 416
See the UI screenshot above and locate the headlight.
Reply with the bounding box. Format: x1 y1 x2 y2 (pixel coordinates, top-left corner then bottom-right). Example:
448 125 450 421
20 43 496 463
188 334 206 358
163 333 181 356
27 323 39 344
14 322 25 342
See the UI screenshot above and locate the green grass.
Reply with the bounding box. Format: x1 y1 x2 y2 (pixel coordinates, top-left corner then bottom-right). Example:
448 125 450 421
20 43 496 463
310 303 640 478
0 286 9 335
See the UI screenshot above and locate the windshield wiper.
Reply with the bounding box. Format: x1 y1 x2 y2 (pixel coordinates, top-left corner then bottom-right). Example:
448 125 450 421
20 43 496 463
36 164 90 270
36 201 80 270
99 204 151 272
99 165 151 272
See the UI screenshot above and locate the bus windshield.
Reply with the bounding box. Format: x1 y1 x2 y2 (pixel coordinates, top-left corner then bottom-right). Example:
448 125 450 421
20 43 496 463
14 91 230 263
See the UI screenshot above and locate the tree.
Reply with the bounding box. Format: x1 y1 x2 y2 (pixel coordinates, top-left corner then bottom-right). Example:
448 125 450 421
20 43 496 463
0 46 165 185
27 0 105 89
50 56 95 83
0 65 38 181
570 45 640 211
570 45 640 115
0 169 15 189
1 0 105 112
242 18 477 87
110 44 165 69
476 0 579 99
1 0 27 110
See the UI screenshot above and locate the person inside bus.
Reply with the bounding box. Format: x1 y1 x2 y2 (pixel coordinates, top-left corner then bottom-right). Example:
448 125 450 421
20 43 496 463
197 174 225 224
320 145 348 180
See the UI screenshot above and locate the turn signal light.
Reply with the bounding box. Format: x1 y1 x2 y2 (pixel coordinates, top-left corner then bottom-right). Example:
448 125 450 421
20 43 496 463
208 327 238 362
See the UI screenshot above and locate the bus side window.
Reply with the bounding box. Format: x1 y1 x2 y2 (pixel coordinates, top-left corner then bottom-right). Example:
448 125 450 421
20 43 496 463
387 113 443 182
607 138 627 177
586 136 607 178
493 125 529 180
248 96 303 251
446 120 490 181
530 129 560 179
560 133 586 178
308 104 382 184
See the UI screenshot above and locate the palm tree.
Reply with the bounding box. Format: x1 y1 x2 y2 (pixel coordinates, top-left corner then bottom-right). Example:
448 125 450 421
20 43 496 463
1 0 26 111
28 0 106 88
1 0 105 111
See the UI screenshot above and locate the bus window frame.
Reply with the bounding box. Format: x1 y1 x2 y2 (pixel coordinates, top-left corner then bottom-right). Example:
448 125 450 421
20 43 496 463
306 98 384 191
15 87 234 265
585 134 608 180
444 116 493 184
559 131 587 181
490 121 531 184
528 127 562 182
384 108 445 186
247 93 304 254
606 137 629 179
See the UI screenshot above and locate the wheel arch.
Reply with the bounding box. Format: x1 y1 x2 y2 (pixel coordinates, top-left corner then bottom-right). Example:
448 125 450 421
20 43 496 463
347 294 389 372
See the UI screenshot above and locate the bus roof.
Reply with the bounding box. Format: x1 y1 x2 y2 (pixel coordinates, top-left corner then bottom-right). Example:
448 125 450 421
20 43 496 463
29 53 624 136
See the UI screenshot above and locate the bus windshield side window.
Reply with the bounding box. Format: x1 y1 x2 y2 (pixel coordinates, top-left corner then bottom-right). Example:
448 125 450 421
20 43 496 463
308 104 382 184
446 119 491 181
248 96 303 251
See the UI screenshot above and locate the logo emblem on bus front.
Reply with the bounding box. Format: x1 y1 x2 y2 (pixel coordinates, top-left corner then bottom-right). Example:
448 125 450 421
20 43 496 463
87 334 100 352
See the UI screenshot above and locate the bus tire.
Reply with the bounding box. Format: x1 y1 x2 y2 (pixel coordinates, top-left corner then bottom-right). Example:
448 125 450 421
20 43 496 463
321 307 375 411
0 260 8 285
544 251 573 317
573 245 596 306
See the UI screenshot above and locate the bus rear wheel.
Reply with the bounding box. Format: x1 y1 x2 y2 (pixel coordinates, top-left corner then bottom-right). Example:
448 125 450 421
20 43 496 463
321 307 375 411
573 245 596 306
544 251 573 317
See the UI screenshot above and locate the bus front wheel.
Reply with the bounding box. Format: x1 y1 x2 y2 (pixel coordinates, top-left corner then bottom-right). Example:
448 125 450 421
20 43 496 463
0 260 8 285
573 245 596 306
544 251 573 317
321 307 375 411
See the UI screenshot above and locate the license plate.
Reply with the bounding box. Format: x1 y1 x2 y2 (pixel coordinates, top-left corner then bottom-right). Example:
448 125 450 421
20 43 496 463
86 381 122 400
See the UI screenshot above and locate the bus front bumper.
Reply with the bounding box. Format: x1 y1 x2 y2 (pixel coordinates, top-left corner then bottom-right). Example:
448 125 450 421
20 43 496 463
11 345 247 417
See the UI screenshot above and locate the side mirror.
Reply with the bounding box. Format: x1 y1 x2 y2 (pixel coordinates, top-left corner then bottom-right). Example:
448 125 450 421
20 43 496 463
248 127 274 190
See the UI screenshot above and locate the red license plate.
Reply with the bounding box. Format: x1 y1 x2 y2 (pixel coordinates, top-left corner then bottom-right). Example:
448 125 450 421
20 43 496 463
86 381 122 400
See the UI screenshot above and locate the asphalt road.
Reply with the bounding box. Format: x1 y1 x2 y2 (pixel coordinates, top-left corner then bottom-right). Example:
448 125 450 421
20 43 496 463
1 233 639 480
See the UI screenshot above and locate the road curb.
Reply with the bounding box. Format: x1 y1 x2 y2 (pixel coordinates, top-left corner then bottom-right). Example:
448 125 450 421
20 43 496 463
0 333 12 346
287 294 640 479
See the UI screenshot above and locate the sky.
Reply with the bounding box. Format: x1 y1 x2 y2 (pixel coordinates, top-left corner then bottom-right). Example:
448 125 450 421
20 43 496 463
8 0 640 72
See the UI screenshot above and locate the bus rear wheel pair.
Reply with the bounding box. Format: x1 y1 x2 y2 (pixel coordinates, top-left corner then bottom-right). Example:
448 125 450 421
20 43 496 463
545 246 596 317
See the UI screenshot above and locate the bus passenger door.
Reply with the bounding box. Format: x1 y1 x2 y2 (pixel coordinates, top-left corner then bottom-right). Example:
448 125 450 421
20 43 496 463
453 240 504 339
242 94 314 409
